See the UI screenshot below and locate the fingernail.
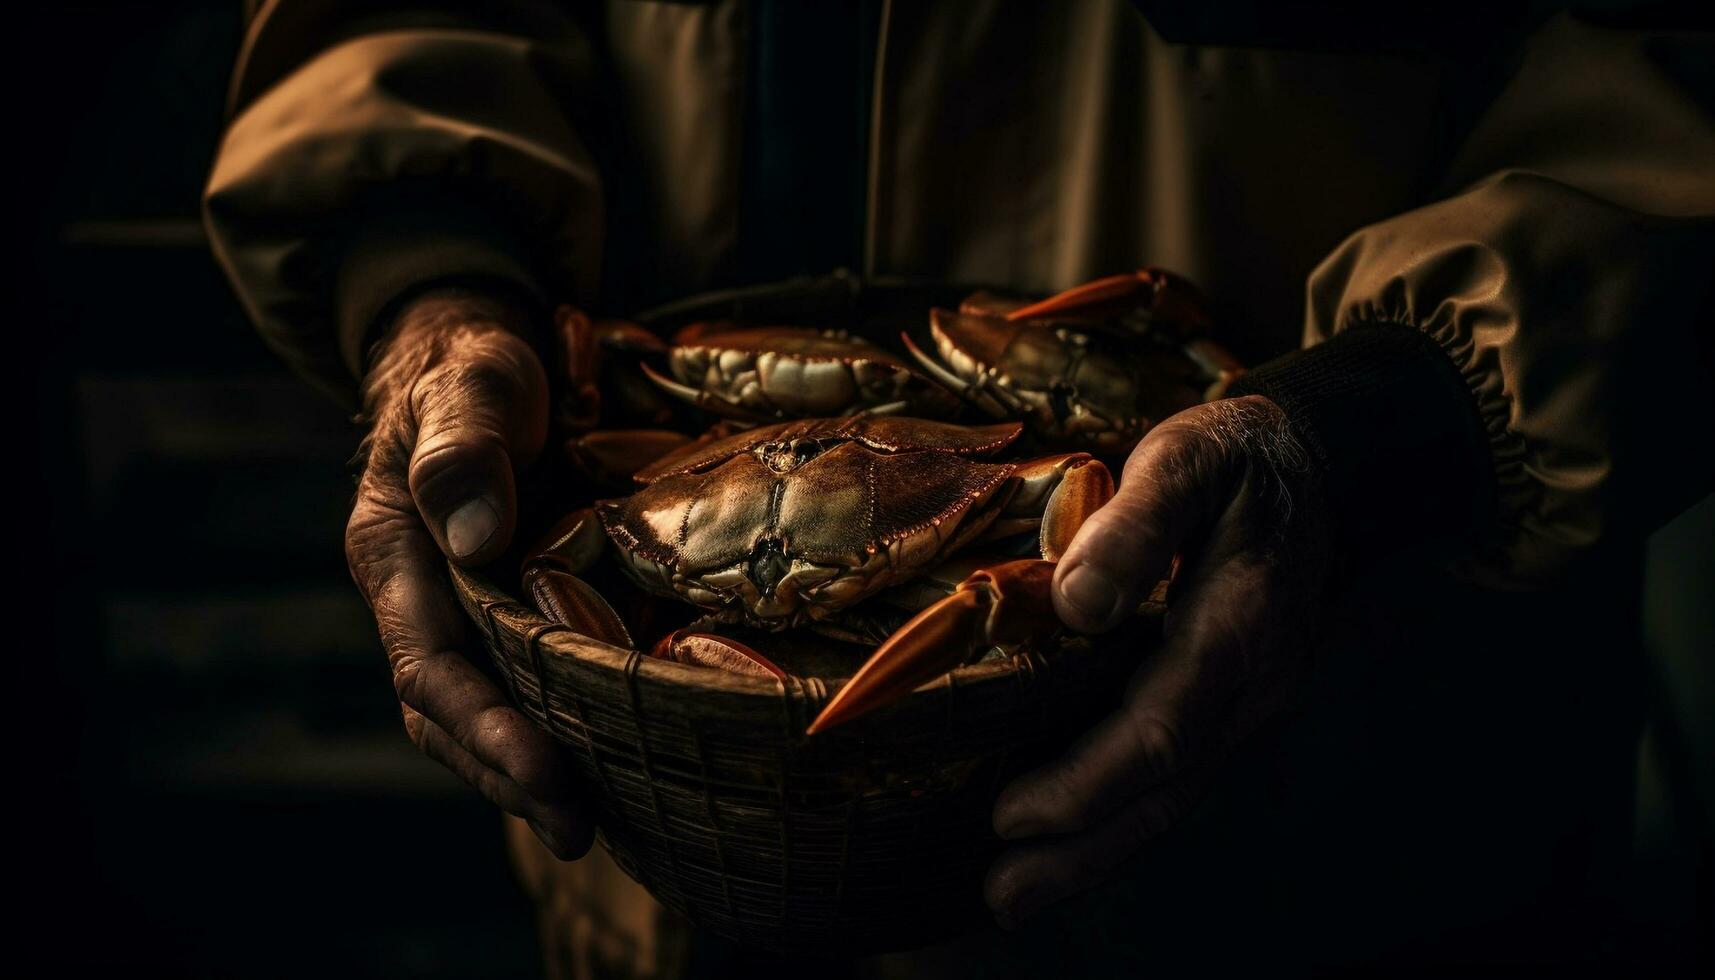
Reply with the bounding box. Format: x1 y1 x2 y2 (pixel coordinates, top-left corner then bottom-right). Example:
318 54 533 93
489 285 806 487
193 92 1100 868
1059 563 1121 628
446 498 499 559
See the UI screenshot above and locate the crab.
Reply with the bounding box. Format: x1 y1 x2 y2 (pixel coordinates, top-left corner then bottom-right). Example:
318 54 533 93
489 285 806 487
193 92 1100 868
641 321 960 424
903 267 1244 453
547 305 697 486
523 415 1113 734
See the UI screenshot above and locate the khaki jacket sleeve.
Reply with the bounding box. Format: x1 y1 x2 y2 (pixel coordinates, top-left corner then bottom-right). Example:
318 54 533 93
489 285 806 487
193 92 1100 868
1232 13 1715 587
202 1 605 404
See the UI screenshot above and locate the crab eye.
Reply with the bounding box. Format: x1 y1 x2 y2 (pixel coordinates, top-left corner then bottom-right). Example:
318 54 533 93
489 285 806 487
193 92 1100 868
749 538 791 596
1047 381 1077 422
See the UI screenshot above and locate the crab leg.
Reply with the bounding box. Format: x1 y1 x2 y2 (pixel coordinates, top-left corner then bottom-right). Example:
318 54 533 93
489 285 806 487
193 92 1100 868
1005 267 1212 334
1005 270 1157 321
806 451 1113 733
900 331 1025 420
651 625 786 679
806 558 1058 734
640 361 778 424
522 509 634 648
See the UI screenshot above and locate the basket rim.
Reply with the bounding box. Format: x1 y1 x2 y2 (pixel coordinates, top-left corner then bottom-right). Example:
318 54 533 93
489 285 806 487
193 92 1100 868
451 562 1108 715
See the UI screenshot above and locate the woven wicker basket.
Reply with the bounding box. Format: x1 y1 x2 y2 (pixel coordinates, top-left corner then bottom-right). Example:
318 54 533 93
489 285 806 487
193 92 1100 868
453 564 1156 955
449 273 1175 954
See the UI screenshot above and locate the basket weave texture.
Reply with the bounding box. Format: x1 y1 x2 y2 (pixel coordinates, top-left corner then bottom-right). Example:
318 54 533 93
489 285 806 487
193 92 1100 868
453 564 1155 956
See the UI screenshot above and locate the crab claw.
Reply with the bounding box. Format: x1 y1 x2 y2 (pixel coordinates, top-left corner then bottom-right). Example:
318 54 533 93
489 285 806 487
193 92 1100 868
525 567 634 648
523 508 634 648
553 306 604 432
651 628 786 679
1005 267 1211 334
806 559 1058 734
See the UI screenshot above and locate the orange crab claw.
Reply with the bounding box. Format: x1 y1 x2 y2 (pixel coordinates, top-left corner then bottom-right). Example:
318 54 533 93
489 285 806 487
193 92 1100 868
807 559 1058 734
651 628 787 679
522 508 634 648
1005 267 1212 333
1007 271 1161 322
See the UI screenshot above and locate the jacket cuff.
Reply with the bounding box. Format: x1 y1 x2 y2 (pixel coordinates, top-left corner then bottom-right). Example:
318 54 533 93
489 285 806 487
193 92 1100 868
333 197 550 380
1226 323 1496 560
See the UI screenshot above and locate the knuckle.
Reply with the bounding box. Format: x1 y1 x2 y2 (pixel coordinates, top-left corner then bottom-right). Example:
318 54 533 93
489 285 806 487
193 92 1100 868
473 710 563 802
1125 420 1204 476
413 335 541 420
409 429 510 482
1082 502 1161 562
404 420 517 504
399 705 429 749
983 859 1033 919
344 477 422 577
1124 713 1186 781
390 653 428 708
343 506 389 566
342 509 414 598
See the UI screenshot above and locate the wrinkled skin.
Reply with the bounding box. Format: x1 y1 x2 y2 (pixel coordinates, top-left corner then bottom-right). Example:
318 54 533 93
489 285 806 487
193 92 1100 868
345 287 590 860
985 395 1332 926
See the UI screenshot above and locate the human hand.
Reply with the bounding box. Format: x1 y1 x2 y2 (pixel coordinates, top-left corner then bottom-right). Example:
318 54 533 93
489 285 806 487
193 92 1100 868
985 395 1330 925
346 287 591 858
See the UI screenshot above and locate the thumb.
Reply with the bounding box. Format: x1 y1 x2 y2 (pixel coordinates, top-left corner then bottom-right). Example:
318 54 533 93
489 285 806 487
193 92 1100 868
406 329 550 565
1051 426 1215 633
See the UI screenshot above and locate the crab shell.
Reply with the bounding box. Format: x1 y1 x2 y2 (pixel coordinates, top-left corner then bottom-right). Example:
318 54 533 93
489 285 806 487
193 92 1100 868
914 308 1202 453
595 416 1024 629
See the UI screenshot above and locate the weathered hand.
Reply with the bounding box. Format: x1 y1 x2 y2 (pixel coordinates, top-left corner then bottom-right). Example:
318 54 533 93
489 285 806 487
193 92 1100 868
985 395 1330 925
345 287 591 859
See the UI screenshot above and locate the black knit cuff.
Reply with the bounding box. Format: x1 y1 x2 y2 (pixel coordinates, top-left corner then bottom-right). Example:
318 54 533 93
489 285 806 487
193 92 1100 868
1226 323 1495 560
333 196 550 380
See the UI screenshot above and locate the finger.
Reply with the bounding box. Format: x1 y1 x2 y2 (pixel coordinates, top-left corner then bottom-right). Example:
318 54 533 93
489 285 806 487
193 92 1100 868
985 770 1210 929
406 328 549 565
404 705 593 860
351 493 577 808
1051 421 1228 633
994 557 1268 839
348 437 579 840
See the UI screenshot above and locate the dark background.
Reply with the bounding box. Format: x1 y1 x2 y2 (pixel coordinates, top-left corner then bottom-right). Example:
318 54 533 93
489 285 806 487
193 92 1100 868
22 3 538 976
18 2 1713 977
